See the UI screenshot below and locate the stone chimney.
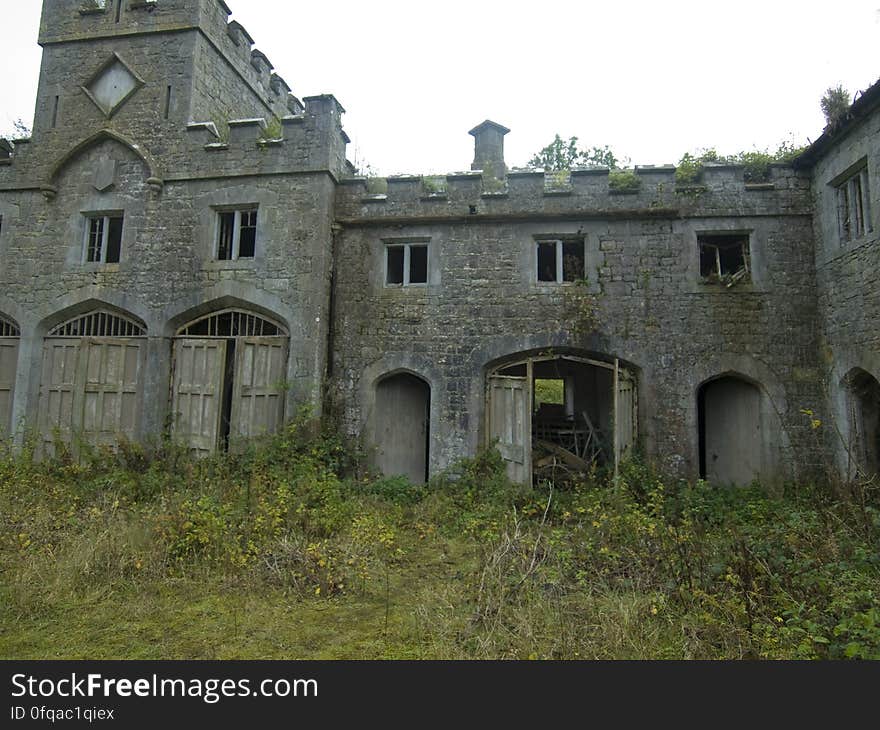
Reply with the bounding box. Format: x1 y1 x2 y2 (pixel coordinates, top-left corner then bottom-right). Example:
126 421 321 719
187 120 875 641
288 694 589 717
469 120 510 180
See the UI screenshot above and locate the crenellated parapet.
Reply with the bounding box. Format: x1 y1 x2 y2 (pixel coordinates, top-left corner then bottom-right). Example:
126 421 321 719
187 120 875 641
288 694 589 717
335 161 812 223
180 95 349 179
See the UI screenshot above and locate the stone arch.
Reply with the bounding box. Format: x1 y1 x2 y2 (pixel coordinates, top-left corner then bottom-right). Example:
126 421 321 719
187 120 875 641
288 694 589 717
36 295 150 338
697 371 776 486
163 289 292 339
46 130 162 191
842 367 880 479
169 297 291 456
360 355 442 481
373 371 432 484
483 347 640 485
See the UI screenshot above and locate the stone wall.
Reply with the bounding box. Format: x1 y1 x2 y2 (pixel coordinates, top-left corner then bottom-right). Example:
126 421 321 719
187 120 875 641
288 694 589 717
0 0 343 443
810 109 880 473
331 164 823 480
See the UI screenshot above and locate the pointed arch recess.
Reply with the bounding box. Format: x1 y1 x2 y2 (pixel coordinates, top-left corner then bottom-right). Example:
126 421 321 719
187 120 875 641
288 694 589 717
46 129 163 188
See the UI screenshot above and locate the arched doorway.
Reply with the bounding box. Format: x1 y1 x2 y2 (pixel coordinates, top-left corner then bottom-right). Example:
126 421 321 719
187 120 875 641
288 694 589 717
374 372 430 484
39 309 146 451
172 309 289 455
845 369 880 478
0 313 20 438
486 352 638 485
698 375 762 486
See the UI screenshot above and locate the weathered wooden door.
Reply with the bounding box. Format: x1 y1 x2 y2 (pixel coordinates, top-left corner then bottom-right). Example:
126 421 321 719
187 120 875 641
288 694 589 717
230 337 288 440
614 368 637 471
0 339 18 437
81 339 143 446
375 373 430 484
172 338 227 456
39 339 81 449
489 375 532 484
39 338 144 451
703 377 761 486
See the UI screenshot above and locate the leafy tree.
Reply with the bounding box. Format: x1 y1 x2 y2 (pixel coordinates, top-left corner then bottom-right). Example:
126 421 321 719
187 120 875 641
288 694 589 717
820 85 851 128
0 118 31 141
527 134 621 170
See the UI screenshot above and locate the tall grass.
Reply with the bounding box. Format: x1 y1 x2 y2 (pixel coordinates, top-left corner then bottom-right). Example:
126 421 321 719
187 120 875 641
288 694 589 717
1 420 878 659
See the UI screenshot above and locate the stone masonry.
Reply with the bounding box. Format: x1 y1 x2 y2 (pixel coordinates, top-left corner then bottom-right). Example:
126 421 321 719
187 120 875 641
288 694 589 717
0 0 877 486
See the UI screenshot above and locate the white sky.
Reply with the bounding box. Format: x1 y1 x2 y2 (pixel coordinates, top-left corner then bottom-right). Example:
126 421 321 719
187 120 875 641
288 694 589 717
2 0 879 174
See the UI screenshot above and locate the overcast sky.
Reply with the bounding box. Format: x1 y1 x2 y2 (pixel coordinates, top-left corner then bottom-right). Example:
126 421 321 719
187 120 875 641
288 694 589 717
2 1 879 174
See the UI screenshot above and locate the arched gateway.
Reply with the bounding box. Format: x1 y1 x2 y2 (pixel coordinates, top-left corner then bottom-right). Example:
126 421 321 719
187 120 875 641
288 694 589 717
39 309 146 451
172 309 289 455
487 351 637 485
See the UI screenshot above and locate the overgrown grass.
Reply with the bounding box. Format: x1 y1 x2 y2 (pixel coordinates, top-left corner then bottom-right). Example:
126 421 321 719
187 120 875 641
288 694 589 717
1 421 878 659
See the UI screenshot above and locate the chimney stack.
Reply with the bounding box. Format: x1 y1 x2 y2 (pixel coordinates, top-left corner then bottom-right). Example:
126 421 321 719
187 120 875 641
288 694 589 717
469 120 510 180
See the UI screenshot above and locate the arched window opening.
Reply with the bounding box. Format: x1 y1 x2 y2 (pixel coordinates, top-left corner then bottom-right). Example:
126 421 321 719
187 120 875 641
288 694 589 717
172 308 289 455
175 309 287 338
0 314 20 338
47 310 145 338
374 372 431 484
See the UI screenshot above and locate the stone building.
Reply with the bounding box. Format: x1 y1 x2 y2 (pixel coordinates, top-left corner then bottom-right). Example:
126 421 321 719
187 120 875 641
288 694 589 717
0 0 877 487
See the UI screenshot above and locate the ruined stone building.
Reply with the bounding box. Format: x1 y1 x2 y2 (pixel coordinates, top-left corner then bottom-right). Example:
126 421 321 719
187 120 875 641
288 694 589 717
1 0 878 487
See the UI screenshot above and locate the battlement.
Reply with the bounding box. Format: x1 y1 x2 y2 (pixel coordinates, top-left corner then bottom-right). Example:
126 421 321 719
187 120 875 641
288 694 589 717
182 95 349 178
335 162 811 222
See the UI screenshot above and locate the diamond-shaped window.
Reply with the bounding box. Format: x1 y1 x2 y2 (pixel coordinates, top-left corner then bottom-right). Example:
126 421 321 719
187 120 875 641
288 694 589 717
82 53 145 118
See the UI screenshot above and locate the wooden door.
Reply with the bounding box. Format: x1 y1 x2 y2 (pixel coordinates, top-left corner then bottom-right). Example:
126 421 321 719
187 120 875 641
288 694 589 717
230 337 288 440
375 373 430 484
81 339 143 446
0 339 18 438
172 338 227 456
614 370 637 469
489 375 532 484
39 339 81 450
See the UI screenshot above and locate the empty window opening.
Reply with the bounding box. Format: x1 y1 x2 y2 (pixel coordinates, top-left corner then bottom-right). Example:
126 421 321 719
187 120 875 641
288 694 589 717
846 369 880 478
216 208 258 261
385 242 428 286
698 234 750 286
164 86 172 119
490 354 637 486
172 310 289 456
115 0 123 23
698 376 763 486
536 239 585 283
374 373 431 484
52 96 60 128
84 213 123 264
836 165 872 242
